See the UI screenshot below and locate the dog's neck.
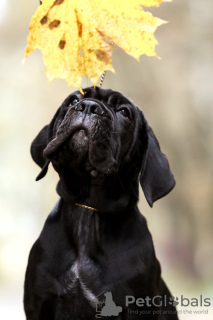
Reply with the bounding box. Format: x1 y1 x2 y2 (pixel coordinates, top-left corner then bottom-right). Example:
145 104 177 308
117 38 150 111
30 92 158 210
56 168 140 213
60 201 101 256
60 198 138 258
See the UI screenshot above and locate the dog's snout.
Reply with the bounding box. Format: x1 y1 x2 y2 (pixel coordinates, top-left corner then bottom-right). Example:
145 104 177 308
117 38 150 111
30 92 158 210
75 100 105 116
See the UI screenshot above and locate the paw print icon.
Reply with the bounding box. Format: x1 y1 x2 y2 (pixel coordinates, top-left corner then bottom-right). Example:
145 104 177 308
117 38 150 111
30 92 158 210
169 296 179 307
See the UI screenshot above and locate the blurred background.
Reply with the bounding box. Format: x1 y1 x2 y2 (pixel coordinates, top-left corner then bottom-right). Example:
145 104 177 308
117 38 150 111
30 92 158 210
0 0 213 319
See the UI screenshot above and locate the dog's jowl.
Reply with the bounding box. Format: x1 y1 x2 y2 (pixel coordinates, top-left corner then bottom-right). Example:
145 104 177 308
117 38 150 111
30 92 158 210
24 87 178 319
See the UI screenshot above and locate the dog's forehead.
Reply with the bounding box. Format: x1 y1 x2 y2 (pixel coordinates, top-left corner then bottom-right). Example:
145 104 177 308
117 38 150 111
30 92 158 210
68 87 134 106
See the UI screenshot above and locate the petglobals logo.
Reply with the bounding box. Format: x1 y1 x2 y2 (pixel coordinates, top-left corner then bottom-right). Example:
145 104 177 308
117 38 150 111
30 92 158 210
125 294 211 308
95 291 122 318
95 292 211 318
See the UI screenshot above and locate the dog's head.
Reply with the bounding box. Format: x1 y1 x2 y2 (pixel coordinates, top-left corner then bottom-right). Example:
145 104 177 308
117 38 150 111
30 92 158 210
31 87 175 210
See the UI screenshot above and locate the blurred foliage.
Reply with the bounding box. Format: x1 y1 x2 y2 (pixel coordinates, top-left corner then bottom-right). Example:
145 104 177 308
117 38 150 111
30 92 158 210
0 0 213 319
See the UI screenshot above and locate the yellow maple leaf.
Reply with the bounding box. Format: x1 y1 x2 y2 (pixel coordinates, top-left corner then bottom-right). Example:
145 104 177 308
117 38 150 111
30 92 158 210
25 0 166 88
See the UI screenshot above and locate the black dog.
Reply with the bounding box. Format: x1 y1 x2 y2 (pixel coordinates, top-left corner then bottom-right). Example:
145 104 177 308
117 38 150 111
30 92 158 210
24 87 178 319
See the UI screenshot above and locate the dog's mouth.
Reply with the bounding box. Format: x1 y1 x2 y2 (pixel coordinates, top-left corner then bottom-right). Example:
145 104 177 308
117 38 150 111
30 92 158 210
44 127 89 162
44 124 117 176
69 129 89 158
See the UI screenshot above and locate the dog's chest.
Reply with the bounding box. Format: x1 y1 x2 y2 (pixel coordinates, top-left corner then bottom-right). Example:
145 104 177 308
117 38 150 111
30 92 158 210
64 260 99 308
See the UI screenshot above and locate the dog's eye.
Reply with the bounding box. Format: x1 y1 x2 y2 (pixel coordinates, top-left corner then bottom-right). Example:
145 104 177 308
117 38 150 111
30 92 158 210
117 108 130 119
70 97 79 105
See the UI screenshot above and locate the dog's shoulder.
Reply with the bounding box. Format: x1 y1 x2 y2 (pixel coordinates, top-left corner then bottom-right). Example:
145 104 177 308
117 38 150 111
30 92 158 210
26 199 76 276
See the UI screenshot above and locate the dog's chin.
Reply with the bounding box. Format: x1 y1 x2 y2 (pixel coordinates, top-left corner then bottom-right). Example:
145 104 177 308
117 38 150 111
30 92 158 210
49 129 115 182
70 129 89 160
69 130 103 180
46 125 117 179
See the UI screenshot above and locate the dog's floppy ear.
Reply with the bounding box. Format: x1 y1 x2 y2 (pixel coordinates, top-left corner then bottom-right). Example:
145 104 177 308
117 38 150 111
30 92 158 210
31 125 51 181
140 123 175 207
31 108 61 181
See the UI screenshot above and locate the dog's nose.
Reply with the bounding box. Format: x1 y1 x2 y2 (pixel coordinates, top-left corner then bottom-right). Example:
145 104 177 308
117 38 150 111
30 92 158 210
75 100 105 116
